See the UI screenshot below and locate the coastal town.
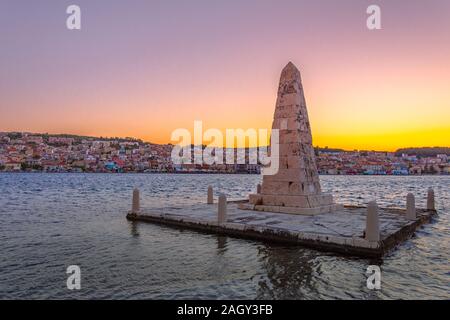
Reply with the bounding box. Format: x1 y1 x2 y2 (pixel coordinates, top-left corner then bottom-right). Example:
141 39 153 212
0 132 448 175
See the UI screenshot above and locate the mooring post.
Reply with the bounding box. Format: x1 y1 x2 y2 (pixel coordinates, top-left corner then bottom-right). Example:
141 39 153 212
406 193 416 220
207 186 213 204
256 184 261 194
427 188 435 211
132 188 140 213
366 201 380 242
218 194 227 224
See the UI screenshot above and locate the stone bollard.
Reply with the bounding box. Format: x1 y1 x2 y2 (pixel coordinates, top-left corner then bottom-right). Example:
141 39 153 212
218 194 227 224
427 188 435 211
132 188 140 213
256 184 261 194
207 186 214 204
365 201 380 242
406 193 416 220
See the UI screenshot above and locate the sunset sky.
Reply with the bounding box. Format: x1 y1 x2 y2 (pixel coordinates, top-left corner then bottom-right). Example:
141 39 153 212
0 0 449 151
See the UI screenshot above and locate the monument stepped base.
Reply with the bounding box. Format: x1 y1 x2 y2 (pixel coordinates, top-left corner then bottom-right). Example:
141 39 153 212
238 202 343 215
242 192 340 215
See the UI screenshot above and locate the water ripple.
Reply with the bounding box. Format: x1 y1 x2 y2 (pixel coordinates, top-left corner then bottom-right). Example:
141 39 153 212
0 173 448 299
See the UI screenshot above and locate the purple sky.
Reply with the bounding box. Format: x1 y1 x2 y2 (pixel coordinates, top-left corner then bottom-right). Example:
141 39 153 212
1 0 449 150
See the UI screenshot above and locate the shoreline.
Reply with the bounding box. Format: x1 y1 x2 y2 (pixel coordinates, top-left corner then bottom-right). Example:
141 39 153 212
0 171 448 176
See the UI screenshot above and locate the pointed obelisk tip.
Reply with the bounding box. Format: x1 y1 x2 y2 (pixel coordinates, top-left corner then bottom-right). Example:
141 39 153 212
280 61 301 82
283 61 299 72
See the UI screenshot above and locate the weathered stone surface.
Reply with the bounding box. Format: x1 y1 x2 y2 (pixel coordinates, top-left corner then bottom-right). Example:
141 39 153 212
252 203 342 215
132 188 140 213
243 62 338 214
366 201 380 242
128 202 436 257
218 194 227 224
207 186 213 204
406 193 416 220
249 194 263 205
276 92 304 107
249 194 334 208
427 188 435 210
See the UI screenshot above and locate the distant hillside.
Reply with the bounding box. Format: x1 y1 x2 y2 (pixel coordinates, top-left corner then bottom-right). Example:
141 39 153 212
315 147 346 153
42 133 144 144
394 147 450 157
2 132 448 155
2 132 146 144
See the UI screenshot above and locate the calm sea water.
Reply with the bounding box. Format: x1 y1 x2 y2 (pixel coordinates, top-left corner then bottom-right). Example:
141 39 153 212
0 173 448 299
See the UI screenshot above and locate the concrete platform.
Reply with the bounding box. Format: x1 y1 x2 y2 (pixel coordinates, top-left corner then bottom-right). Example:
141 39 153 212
126 201 436 258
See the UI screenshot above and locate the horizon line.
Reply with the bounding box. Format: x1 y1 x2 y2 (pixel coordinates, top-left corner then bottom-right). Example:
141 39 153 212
1 130 449 153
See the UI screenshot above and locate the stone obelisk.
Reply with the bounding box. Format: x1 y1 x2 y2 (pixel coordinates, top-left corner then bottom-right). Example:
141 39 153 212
241 62 340 215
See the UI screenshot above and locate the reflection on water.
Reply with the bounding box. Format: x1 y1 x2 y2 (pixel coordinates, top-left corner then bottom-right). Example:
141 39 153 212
0 173 448 299
129 221 140 238
217 236 227 253
256 245 317 299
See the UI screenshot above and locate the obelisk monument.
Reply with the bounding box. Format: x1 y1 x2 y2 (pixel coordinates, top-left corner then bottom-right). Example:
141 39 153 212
241 62 340 215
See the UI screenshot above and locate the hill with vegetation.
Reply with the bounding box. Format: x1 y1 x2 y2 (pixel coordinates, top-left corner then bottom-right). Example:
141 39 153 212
394 147 450 157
